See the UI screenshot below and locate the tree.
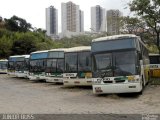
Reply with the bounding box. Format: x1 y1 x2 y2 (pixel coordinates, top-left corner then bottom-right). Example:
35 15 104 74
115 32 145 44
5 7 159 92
4 15 32 32
0 36 12 59
120 16 156 44
11 36 37 55
129 0 160 52
120 16 144 34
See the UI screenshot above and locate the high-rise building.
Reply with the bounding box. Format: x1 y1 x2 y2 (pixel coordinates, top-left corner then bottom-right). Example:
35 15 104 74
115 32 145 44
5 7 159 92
46 6 58 37
91 5 106 32
79 10 84 32
107 9 122 35
61 1 84 37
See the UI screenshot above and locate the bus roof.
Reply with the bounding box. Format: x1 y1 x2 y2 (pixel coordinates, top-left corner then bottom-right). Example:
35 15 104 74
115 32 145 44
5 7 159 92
9 55 29 58
0 59 8 62
30 50 48 54
48 48 68 52
92 34 138 43
22 55 30 58
66 46 91 53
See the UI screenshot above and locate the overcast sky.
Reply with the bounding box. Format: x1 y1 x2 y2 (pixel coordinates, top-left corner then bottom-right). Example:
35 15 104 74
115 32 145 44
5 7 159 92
0 0 131 32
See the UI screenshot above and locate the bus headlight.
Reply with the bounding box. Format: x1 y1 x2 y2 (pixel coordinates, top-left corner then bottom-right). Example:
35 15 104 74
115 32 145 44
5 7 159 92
128 76 136 82
128 76 134 81
127 76 140 82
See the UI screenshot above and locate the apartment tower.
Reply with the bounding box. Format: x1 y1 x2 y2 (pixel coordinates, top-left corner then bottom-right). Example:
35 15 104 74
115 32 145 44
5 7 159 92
107 9 122 35
46 6 58 36
91 5 106 32
61 1 84 34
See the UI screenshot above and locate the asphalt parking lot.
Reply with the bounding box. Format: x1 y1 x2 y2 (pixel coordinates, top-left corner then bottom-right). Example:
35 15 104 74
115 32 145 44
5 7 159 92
0 74 160 114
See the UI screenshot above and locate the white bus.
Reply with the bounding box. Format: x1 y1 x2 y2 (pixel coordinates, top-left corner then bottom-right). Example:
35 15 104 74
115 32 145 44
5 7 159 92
0 59 8 73
29 50 48 81
8 55 30 78
91 34 150 94
45 48 67 83
149 54 160 78
15 55 30 78
8 55 19 76
63 46 92 86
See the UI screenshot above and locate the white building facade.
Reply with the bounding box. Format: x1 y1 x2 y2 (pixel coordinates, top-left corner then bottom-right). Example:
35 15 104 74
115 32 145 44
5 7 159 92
46 6 58 37
61 1 84 37
91 5 106 33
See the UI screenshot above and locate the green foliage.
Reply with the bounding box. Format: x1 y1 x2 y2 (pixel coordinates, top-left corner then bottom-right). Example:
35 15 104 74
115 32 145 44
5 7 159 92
11 32 37 55
147 44 159 53
120 16 143 34
0 34 13 59
4 15 32 32
129 0 160 49
56 35 93 48
0 15 107 59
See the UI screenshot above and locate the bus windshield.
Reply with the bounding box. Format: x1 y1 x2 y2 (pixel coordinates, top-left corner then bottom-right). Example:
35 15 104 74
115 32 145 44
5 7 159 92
14 57 25 71
30 59 46 72
57 59 64 72
8 61 15 70
78 51 91 72
15 61 24 71
65 51 91 73
46 59 57 73
24 58 29 70
92 50 136 77
65 52 77 72
0 61 7 69
46 59 64 73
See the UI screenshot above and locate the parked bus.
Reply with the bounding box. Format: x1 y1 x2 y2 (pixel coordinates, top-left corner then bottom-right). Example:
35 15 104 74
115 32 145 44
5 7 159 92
149 54 160 78
0 59 8 73
8 55 19 76
15 55 30 78
91 34 150 94
45 48 67 83
29 50 48 81
63 46 92 86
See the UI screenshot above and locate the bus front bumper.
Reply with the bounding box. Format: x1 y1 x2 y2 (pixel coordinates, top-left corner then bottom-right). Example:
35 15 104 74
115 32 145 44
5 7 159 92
46 77 63 83
92 82 142 94
29 75 46 81
29 75 40 81
7 72 16 77
0 70 7 73
63 78 92 86
15 72 27 78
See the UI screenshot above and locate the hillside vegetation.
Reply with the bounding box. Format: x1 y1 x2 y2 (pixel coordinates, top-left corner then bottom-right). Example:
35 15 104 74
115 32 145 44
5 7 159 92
0 16 98 59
